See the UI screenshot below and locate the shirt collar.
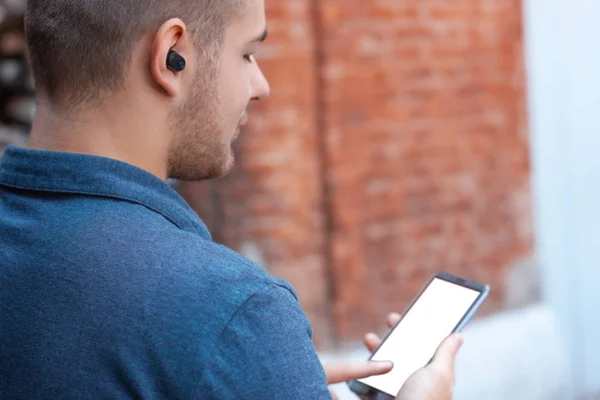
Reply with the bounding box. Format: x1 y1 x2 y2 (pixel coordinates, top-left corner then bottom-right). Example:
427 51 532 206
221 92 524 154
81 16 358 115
0 145 212 240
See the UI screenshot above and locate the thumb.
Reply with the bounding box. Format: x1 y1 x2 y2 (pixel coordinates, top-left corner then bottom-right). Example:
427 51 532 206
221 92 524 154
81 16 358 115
430 333 464 368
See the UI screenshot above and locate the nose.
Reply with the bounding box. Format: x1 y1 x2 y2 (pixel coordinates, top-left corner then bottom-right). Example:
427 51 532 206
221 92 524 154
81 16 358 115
250 62 270 101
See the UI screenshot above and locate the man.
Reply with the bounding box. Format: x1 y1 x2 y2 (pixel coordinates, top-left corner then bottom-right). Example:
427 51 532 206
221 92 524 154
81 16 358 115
0 0 463 398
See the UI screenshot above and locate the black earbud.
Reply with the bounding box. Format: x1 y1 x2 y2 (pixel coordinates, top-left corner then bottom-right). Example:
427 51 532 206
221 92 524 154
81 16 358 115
167 50 186 72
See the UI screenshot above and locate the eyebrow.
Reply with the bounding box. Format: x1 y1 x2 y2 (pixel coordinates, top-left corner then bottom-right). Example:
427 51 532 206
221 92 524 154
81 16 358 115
249 28 268 44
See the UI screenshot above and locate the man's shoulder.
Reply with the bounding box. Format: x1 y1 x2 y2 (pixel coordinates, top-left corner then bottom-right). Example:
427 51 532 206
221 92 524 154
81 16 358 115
81 204 294 304
155 230 297 304
83 200 297 310
1 193 311 399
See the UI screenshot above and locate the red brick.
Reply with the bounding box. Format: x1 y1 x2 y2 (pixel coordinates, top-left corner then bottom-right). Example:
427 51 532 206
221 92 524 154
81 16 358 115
316 0 532 342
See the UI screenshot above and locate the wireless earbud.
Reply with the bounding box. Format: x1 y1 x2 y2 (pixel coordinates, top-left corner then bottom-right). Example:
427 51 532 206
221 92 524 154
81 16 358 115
167 49 186 72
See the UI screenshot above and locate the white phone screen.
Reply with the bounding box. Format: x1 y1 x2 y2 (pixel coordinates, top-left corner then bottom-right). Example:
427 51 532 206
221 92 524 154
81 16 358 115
357 278 480 397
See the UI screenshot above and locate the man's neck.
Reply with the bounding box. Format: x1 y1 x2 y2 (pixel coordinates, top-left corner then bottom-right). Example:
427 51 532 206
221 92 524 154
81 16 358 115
27 105 169 180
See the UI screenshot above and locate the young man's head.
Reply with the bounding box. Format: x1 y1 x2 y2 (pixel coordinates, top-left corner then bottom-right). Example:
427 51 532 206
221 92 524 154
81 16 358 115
24 0 270 180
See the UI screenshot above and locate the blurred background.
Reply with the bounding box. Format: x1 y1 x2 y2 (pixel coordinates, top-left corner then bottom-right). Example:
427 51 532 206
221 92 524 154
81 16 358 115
2 0 599 399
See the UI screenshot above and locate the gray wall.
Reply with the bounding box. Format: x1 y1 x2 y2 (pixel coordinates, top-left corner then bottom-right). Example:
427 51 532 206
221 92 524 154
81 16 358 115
524 0 600 396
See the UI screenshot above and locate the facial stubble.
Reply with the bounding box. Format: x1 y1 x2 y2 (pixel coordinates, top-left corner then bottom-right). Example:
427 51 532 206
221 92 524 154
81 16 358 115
166 58 231 181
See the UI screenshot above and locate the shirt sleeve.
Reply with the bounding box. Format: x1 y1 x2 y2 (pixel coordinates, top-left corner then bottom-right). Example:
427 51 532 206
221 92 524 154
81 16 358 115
192 283 332 400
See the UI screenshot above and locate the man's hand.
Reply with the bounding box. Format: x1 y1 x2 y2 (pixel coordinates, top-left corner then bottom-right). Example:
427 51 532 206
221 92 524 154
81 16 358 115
362 312 402 353
395 333 463 400
324 360 393 387
324 313 401 399
358 312 463 400
325 312 462 400
323 356 393 400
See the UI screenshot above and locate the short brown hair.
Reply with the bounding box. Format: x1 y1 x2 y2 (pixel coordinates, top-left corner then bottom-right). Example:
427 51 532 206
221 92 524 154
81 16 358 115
24 0 243 106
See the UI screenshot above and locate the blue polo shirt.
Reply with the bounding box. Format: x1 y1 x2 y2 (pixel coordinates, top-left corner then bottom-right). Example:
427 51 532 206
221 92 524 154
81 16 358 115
0 146 331 399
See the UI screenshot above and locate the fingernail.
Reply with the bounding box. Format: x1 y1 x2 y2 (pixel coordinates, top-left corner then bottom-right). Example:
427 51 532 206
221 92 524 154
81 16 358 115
372 360 394 369
455 334 464 346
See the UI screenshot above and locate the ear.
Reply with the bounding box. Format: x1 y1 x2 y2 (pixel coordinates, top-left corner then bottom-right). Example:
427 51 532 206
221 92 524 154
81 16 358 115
150 18 190 97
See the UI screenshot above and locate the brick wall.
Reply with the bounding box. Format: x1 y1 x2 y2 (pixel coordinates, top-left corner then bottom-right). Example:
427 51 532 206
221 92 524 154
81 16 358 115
181 0 533 350
319 0 532 344
0 5 32 152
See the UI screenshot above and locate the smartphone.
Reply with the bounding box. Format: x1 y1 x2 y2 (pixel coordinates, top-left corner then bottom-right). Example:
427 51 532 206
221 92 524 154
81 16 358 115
348 272 490 399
